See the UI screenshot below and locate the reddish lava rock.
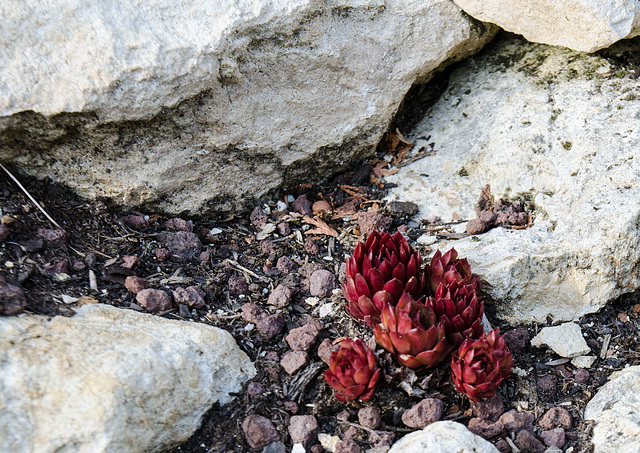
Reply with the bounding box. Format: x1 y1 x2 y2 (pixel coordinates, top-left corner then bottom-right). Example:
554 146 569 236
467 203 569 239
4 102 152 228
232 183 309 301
317 338 340 365
37 228 67 244
574 368 590 383
250 206 269 228
0 276 27 315
286 323 320 351
335 440 361 453
304 238 319 255
276 256 298 274
280 351 309 375
277 222 291 236
155 248 170 261
164 217 193 232
136 289 172 313
228 275 249 296
124 276 150 294
309 269 337 298
288 415 318 445
541 428 566 447
538 407 572 430
121 255 139 269
241 303 266 324
241 414 280 449
256 314 285 340
172 286 206 308
358 407 381 429
467 418 505 439
499 410 534 433
401 398 444 429
121 215 148 229
246 382 266 399
503 327 530 353
292 195 313 216
357 210 392 237
471 393 505 421
515 429 546 453
45 260 69 274
268 284 295 308
157 231 202 262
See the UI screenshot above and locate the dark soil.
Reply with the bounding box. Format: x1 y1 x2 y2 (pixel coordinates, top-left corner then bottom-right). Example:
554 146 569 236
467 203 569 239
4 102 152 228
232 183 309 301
1 148 639 453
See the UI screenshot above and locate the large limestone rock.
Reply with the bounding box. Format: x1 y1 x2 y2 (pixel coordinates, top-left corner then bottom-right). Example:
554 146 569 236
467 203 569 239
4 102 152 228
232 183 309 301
584 366 640 453
387 37 640 323
452 0 640 52
0 0 496 215
0 304 255 452
388 421 499 453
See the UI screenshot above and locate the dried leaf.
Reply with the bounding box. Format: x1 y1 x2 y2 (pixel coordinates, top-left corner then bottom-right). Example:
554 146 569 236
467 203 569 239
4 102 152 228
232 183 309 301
302 215 338 237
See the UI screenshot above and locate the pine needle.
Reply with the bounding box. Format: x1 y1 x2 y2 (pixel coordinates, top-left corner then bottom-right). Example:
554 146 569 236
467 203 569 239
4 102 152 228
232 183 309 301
0 163 62 230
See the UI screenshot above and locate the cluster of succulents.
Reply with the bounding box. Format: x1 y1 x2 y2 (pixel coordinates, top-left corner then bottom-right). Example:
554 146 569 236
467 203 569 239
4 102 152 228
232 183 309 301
324 230 513 403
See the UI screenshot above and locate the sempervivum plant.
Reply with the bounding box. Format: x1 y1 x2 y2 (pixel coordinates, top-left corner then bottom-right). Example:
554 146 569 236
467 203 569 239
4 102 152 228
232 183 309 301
450 329 513 402
343 231 425 326
427 280 484 348
424 248 481 296
374 292 452 369
324 338 380 402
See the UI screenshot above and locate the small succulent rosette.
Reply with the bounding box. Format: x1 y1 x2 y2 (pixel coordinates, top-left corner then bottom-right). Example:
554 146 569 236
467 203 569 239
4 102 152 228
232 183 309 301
343 231 424 326
424 247 481 296
450 329 513 401
374 292 452 369
324 338 380 402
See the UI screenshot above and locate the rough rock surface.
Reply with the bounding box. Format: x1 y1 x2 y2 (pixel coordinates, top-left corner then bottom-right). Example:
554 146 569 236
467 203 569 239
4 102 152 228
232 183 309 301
388 421 499 453
452 0 640 52
0 0 496 216
530 323 591 358
387 36 640 323
0 304 255 452
584 366 640 453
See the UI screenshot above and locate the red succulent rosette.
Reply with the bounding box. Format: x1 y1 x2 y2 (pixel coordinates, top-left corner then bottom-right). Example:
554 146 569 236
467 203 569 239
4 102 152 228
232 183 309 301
450 329 513 402
425 248 481 296
426 280 484 348
324 338 380 402
374 292 452 369
343 231 424 326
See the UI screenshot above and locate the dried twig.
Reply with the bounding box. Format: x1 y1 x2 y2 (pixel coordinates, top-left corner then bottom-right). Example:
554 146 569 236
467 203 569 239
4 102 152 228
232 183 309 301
1 163 62 229
225 259 271 283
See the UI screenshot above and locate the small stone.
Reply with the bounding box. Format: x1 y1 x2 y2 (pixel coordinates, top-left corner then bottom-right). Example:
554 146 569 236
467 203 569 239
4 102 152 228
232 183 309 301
309 269 337 298
0 224 9 243
262 441 287 453
514 429 546 453
164 217 193 232
503 327 530 353
537 374 558 394
336 410 354 422
499 410 535 433
277 256 298 274
341 426 359 441
0 277 27 315
136 289 173 313
369 430 395 447
247 382 266 398
335 440 361 453
256 314 285 340
304 239 319 255
538 407 572 430
121 255 139 269
157 231 202 262
467 418 505 439
401 398 444 429
286 323 320 351
571 355 596 368
358 407 381 429
277 222 291 236
387 201 418 216
1 215 16 226
241 414 280 449
45 260 69 274
574 368 590 383
268 284 296 308
312 200 332 216
479 210 497 225
198 251 210 262
241 303 267 324
540 428 565 447
466 219 488 235
72 261 86 271
358 210 392 237
155 247 170 261
293 195 313 216
289 415 319 445
121 215 148 229
470 393 504 421
228 275 249 296
172 286 206 308
124 276 150 294
494 438 511 453
280 351 309 375
309 444 323 453
284 401 299 414
250 206 269 228
37 228 67 244
84 252 97 268
178 304 191 318
531 322 590 358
